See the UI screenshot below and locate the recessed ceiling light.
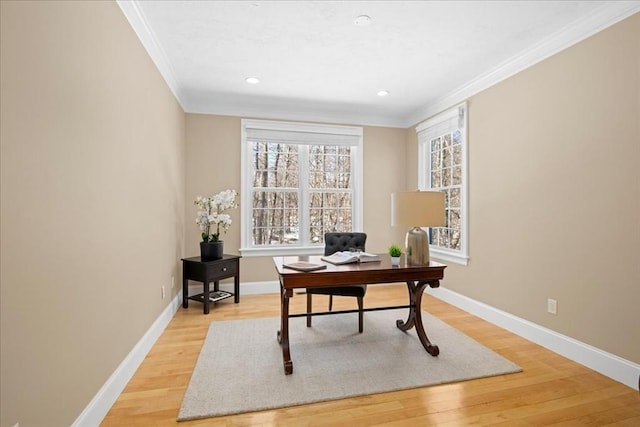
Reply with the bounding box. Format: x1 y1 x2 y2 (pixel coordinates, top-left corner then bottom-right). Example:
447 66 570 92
377 90 389 97
245 77 260 84
354 15 372 26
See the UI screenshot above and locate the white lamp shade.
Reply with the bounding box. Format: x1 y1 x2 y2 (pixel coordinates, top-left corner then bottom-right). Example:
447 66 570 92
391 191 446 227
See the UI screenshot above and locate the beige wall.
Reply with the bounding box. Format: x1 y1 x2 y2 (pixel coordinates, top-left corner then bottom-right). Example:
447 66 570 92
408 13 639 363
1 1 637 425
0 2 186 426
185 114 408 283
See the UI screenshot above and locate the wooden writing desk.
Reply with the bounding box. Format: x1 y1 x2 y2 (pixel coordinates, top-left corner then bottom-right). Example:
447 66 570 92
273 255 446 374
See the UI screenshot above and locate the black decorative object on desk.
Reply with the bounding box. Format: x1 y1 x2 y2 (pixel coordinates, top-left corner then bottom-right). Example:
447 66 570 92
200 241 223 261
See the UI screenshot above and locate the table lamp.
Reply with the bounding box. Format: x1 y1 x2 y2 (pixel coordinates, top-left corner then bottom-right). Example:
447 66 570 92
391 191 446 265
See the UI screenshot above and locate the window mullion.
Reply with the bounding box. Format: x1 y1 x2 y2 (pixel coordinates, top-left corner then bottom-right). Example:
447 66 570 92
299 145 310 245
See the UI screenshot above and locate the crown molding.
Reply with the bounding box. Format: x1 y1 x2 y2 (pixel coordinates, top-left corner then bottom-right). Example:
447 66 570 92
116 0 186 110
405 1 640 127
186 95 409 128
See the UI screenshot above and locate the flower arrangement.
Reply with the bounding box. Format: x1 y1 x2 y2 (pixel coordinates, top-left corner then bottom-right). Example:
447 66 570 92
194 189 238 243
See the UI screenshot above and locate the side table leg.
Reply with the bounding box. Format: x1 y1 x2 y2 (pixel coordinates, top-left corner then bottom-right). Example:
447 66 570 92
234 274 240 303
182 276 188 308
203 281 210 315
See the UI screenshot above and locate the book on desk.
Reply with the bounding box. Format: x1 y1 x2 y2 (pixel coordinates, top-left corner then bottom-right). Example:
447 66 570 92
283 261 328 272
320 251 381 265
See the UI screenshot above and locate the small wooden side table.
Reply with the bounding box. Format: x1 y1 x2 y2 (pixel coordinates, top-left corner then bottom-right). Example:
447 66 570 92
181 254 241 314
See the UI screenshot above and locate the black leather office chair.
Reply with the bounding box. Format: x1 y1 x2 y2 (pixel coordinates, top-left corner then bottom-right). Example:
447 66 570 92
306 232 367 333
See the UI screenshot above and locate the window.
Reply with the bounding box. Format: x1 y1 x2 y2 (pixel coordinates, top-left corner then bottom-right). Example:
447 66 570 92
417 102 469 265
241 119 363 256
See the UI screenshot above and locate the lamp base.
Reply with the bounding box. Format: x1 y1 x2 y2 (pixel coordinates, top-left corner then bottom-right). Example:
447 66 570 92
405 227 430 266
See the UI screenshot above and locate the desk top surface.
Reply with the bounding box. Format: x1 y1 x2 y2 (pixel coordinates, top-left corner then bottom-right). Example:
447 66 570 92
273 254 446 288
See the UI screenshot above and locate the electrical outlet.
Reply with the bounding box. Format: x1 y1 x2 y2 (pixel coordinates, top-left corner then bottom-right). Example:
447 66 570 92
547 298 557 315
171 275 175 289
161 286 165 300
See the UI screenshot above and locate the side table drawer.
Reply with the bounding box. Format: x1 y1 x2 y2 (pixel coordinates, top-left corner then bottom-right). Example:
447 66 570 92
208 259 238 280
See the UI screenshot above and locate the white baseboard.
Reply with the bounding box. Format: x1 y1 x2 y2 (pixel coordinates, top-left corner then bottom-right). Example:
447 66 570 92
426 286 640 391
71 292 182 427
74 282 280 425
216 280 280 295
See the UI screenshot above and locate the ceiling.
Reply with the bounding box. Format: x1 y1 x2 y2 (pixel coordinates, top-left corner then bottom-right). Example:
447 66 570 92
118 1 639 128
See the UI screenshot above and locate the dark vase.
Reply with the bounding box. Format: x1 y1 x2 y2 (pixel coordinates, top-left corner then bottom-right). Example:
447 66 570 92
200 241 223 261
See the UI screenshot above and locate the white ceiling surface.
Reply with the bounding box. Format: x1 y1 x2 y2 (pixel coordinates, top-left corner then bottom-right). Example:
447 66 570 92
119 1 640 128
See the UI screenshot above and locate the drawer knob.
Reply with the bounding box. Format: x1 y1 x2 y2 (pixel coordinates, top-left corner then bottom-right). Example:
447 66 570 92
222 267 227 271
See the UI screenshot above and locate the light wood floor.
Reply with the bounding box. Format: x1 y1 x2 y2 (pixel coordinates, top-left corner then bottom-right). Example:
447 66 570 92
101 285 639 426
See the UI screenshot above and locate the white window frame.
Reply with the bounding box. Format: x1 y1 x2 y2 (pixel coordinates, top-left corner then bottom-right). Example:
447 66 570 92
417 102 469 265
240 119 363 257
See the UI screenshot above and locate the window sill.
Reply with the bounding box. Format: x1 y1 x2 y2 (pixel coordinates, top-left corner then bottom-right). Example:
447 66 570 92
239 246 324 257
430 247 469 266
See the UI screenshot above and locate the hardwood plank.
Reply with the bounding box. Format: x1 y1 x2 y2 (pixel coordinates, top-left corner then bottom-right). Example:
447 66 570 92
101 285 638 426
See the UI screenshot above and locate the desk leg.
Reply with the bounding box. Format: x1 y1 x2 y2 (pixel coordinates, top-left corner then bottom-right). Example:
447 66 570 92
203 281 210 315
397 280 439 357
277 283 293 375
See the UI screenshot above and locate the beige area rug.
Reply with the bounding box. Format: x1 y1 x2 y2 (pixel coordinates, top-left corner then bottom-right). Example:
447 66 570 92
178 310 521 421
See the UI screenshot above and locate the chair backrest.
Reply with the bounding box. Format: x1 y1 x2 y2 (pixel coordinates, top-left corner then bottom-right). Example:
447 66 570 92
324 232 367 256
